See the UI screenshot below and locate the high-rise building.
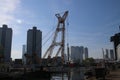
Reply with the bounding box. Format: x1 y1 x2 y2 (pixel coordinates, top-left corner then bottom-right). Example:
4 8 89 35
71 46 79 62
70 46 84 63
0 24 12 62
105 49 109 59
79 46 84 62
110 49 114 60
110 33 120 60
84 47 88 59
27 27 42 61
22 45 26 64
117 44 120 60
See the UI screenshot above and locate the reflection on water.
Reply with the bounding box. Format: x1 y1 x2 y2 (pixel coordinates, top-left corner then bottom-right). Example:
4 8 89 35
51 67 85 80
51 75 68 80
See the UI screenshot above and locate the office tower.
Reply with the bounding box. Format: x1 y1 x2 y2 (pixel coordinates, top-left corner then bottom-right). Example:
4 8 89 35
111 33 120 60
105 49 109 59
27 27 42 60
79 46 84 62
22 45 26 64
64 53 67 62
84 47 88 59
117 45 120 60
110 49 114 60
70 46 84 63
0 24 12 62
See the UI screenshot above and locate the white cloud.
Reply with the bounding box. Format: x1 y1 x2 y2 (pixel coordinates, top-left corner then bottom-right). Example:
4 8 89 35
16 19 22 24
0 0 22 35
0 0 20 25
0 14 14 24
0 0 20 12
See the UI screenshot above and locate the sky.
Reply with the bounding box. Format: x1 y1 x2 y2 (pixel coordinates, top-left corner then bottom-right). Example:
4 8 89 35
0 0 120 59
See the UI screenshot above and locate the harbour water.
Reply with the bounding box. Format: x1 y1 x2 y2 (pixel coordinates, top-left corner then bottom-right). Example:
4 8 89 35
51 67 85 80
0 67 86 80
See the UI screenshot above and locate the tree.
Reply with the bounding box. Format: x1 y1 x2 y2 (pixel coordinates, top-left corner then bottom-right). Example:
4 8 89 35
83 57 95 66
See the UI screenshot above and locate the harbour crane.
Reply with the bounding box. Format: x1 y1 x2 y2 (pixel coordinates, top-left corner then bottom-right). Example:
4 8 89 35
43 11 68 63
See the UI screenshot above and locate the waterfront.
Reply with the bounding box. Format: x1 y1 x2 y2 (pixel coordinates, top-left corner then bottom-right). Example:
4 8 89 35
51 67 120 80
0 67 86 80
51 67 85 80
1 65 120 80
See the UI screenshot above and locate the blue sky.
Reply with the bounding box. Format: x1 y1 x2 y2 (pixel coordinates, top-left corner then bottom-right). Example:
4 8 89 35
0 0 120 59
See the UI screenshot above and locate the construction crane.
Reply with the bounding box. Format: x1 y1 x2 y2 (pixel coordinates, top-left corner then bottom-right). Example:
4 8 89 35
43 11 68 63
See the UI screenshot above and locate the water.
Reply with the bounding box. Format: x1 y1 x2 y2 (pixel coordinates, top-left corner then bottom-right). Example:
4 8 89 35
0 67 86 80
51 67 85 80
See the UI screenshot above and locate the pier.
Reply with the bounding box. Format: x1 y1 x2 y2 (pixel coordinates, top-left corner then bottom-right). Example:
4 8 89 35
106 69 120 80
86 67 120 80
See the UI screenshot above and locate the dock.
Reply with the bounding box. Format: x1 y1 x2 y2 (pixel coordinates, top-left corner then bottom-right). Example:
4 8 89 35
106 69 120 80
86 68 120 80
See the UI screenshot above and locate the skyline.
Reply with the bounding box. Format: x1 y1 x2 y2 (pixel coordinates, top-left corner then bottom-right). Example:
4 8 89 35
0 0 120 59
